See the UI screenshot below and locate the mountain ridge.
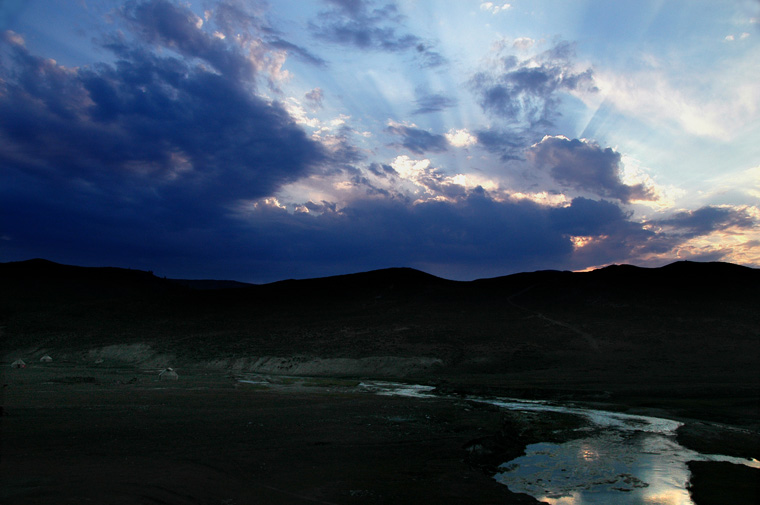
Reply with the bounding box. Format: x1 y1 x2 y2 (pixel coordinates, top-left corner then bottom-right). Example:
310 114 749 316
2 257 758 412
3 257 757 293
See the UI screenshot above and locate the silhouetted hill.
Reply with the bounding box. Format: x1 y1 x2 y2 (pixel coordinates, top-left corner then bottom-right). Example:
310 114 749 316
261 267 459 302
0 258 186 311
6 258 754 306
168 279 255 290
2 258 759 416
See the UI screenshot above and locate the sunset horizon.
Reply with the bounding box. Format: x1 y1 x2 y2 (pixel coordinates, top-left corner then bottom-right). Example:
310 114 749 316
2 0 759 283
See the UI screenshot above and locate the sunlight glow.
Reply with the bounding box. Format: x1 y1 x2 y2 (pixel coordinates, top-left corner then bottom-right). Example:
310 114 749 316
391 155 432 180
594 65 760 141
570 236 596 249
445 128 478 148
509 192 571 207
3 0 759 276
578 445 599 461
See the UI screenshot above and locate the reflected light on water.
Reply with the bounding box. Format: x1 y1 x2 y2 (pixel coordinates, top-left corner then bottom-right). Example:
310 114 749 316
579 444 599 461
359 383 755 505
487 397 760 505
535 488 693 505
495 433 700 505
538 491 581 505
642 489 692 505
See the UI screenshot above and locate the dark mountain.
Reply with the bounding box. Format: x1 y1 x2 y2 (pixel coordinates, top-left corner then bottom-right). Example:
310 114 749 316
168 279 255 290
2 258 759 418
1 258 184 295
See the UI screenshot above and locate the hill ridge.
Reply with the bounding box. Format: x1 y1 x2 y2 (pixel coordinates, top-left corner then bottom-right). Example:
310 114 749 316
3 257 757 288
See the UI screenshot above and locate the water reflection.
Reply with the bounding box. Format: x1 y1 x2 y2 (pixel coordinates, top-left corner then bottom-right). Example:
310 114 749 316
495 431 696 504
493 411 758 505
358 382 758 505
579 444 599 461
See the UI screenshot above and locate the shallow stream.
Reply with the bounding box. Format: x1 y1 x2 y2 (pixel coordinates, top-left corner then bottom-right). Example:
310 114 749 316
360 381 759 505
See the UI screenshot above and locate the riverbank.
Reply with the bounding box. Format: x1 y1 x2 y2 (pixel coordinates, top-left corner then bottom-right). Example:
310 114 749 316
688 461 760 504
3 364 758 504
1 365 542 504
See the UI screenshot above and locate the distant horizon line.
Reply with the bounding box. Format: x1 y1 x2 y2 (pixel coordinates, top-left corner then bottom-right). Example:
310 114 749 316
3 256 753 286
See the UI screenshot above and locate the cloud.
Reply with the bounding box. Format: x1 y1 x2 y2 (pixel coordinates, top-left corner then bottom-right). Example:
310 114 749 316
470 41 596 128
309 0 445 67
630 205 760 267
121 0 254 80
129 0 324 90
3 29 25 46
266 37 328 67
315 125 367 165
480 3 511 15
368 162 396 178
512 37 534 50
385 122 448 154
226 191 576 280
724 32 751 42
220 191 722 281
412 92 457 114
305 87 325 108
549 197 629 236
474 128 527 160
527 136 656 203
0 2 326 261
594 57 760 140
445 129 478 148
387 155 472 200
206 0 327 69
277 151 505 210
3 1 758 282
653 205 756 237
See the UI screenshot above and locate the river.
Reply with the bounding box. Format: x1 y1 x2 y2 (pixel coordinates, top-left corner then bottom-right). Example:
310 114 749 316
360 381 759 505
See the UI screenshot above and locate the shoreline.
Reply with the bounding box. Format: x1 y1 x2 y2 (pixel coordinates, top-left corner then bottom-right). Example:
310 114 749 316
2 363 758 504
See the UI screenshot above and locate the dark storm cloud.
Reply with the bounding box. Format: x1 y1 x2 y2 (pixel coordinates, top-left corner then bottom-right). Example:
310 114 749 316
471 41 596 127
0 36 322 202
210 191 677 281
0 1 325 267
161 0 327 68
322 125 367 165
230 191 575 280
368 162 396 178
654 206 756 237
385 124 448 154
552 203 758 268
552 198 658 269
310 0 445 67
4 2 751 283
122 0 254 80
527 136 655 203
412 92 457 114
549 197 630 236
474 128 528 161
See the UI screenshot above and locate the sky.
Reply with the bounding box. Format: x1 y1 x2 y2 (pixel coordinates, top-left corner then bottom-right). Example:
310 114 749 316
1 0 759 282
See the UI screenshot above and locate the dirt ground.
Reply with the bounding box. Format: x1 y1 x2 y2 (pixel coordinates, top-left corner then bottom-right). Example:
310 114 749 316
1 365 541 505
2 364 758 505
